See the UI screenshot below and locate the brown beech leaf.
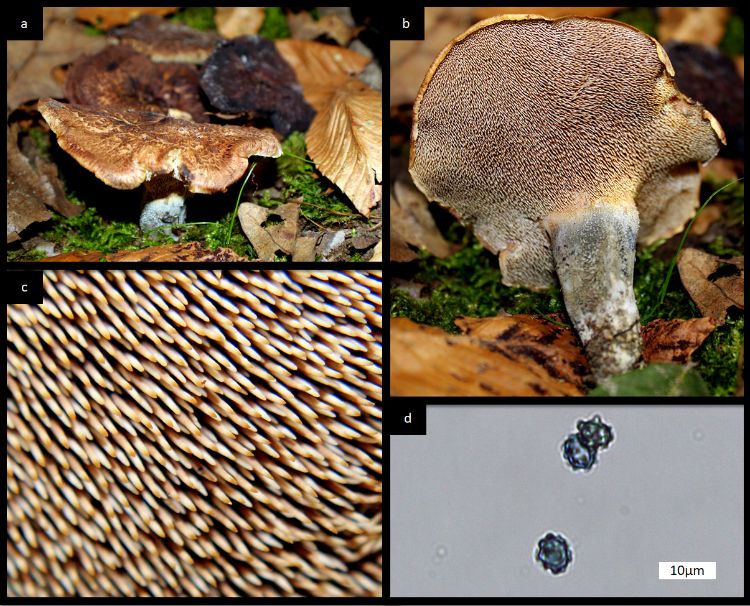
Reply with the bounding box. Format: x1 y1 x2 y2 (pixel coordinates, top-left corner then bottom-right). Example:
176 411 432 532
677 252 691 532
642 318 718 364
75 7 178 30
306 79 382 216
391 178 453 261
287 11 355 47
275 39 371 111
41 242 251 262
215 7 265 38
390 316 589 396
657 7 730 47
678 248 744 320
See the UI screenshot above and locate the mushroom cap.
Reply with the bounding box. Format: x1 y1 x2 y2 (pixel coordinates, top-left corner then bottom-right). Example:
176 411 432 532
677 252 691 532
37 98 281 194
410 15 725 289
65 45 208 122
200 36 315 137
108 14 220 63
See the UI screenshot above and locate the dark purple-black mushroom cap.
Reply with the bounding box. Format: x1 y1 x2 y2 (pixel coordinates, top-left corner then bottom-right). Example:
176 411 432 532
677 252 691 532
665 41 744 156
200 36 315 136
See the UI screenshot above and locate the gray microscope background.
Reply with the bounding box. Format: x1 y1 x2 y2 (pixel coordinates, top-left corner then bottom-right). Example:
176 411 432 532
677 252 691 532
390 405 744 597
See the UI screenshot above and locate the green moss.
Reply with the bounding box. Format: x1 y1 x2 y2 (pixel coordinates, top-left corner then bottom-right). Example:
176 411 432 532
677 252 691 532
182 214 257 259
7 248 47 262
259 7 291 39
694 315 743 396
612 7 657 38
706 236 743 257
719 14 744 57
256 190 282 208
390 238 564 334
635 240 698 323
588 363 711 396
169 7 216 31
43 208 143 254
82 23 105 36
28 127 51 159
279 132 361 225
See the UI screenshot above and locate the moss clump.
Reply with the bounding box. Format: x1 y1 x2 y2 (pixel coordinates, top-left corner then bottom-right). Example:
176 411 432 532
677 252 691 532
182 213 257 259
27 127 51 159
82 23 106 36
612 7 657 38
279 132 360 225
635 240 698 323
588 363 711 396
259 7 291 39
7 248 47 262
693 315 743 396
390 238 564 334
719 14 744 57
169 7 216 31
43 208 143 254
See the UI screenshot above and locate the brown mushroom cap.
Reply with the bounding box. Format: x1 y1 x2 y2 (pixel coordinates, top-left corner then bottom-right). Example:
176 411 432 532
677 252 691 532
37 98 281 194
409 15 725 380
64 46 208 122
410 15 724 289
108 15 221 63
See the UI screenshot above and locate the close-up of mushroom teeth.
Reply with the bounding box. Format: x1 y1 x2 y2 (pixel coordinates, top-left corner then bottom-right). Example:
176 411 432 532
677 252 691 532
409 15 725 380
7 270 382 597
36 98 282 236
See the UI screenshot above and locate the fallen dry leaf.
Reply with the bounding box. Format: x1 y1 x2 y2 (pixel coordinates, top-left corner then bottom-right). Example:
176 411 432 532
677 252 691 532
390 9 475 106
390 316 589 396
306 79 382 216
75 7 178 30
287 10 355 46
642 317 718 363
703 157 740 182
40 242 251 262
391 178 453 261
689 203 724 236
238 202 299 261
7 126 52 243
8 16 107 109
215 7 265 38
292 235 317 261
474 6 625 20
678 248 744 320
370 240 383 262
276 39 371 111
657 7 730 47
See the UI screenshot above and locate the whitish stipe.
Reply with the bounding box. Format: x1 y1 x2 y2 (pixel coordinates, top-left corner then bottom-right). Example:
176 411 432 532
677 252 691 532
7 270 382 598
546 205 641 378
